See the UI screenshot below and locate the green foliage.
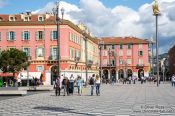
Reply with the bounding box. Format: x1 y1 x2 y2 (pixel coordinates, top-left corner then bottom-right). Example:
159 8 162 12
0 48 30 74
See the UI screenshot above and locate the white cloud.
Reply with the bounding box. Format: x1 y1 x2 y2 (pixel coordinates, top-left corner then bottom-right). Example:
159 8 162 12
33 0 175 53
0 0 7 8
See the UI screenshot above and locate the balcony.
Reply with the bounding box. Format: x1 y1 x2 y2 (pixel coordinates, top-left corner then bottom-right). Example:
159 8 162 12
87 60 93 67
136 64 144 69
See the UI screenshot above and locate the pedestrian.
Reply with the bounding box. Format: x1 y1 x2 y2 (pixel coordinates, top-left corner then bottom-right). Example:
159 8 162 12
141 75 144 84
132 76 136 84
171 74 175 87
111 76 115 85
69 74 75 95
89 74 95 96
95 74 101 96
128 76 131 84
76 76 83 96
55 76 61 96
62 76 69 96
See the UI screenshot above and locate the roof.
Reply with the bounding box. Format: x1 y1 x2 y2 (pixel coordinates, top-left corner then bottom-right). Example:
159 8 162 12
0 14 97 43
95 37 149 45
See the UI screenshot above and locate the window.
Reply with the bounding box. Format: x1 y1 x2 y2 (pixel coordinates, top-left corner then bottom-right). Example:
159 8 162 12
70 47 74 59
23 47 30 57
139 44 143 49
104 51 107 56
127 50 131 56
127 44 132 49
139 51 143 56
51 31 58 40
36 31 44 40
38 16 44 21
112 60 115 66
119 44 123 49
139 59 144 65
9 16 15 21
104 45 107 49
112 44 115 49
51 47 58 60
22 31 30 40
127 59 131 65
103 59 107 65
24 17 30 21
0 17 2 21
7 31 16 40
36 47 44 58
76 49 81 58
119 59 123 65
36 65 44 72
119 50 123 56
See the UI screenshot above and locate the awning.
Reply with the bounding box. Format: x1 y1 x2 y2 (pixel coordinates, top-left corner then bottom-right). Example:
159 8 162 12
18 72 42 80
0 73 13 77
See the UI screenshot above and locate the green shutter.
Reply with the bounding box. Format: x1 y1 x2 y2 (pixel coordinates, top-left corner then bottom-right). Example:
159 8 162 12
14 32 16 40
50 31 53 40
50 47 52 60
22 31 24 40
7 32 9 40
28 32 30 40
35 48 38 58
35 32 38 40
42 31 45 40
42 48 44 57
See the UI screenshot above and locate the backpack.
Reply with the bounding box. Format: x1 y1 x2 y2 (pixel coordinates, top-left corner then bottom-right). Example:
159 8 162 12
89 77 94 85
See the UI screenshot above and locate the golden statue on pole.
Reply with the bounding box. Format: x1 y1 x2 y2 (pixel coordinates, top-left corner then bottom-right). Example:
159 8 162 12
152 0 161 15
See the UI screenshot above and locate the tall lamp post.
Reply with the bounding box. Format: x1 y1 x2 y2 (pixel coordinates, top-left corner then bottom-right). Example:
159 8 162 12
53 0 64 77
98 40 104 80
152 0 161 87
108 48 111 82
83 31 88 87
150 37 155 76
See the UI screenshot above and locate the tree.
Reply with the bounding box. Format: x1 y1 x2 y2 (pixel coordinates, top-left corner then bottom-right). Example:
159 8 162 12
0 48 29 78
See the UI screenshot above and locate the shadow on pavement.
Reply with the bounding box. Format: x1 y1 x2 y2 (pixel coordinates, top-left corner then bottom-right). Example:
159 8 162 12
33 106 95 116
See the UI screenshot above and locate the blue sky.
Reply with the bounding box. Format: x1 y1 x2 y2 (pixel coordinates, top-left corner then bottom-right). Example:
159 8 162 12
0 0 153 14
0 0 175 54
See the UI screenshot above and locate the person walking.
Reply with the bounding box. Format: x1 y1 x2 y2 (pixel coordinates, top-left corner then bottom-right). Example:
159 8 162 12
89 74 95 96
55 76 61 96
69 74 75 95
172 74 175 87
62 76 69 96
76 76 83 96
95 74 101 96
141 75 144 84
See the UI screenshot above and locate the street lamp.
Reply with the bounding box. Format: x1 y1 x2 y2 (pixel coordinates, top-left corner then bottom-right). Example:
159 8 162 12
108 48 112 82
98 40 104 80
83 31 88 87
53 0 64 77
152 0 161 87
150 36 155 76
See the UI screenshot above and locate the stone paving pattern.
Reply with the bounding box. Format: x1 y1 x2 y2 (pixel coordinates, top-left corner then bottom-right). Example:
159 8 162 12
0 82 175 116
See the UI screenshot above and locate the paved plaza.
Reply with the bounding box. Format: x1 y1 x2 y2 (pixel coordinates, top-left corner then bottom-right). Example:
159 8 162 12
0 82 175 116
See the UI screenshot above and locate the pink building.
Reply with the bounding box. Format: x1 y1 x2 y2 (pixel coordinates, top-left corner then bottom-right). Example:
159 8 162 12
0 13 99 85
97 37 149 81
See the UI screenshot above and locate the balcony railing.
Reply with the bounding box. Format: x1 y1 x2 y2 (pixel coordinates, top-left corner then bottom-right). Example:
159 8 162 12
136 64 144 69
87 60 93 67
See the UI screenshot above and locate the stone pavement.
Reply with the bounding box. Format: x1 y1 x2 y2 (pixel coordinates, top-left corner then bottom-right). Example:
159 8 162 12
0 82 175 116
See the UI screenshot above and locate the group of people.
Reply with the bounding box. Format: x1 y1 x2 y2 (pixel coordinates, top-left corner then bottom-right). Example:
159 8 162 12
55 74 101 96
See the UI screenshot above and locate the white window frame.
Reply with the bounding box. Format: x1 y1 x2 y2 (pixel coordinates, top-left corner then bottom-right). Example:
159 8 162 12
36 65 44 72
23 47 30 57
127 50 131 56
